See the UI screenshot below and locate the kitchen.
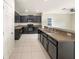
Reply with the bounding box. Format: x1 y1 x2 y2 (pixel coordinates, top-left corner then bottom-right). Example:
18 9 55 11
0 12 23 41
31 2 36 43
3 0 75 59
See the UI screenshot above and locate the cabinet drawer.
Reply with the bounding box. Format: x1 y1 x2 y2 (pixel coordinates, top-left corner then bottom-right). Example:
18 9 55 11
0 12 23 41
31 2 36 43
48 37 57 46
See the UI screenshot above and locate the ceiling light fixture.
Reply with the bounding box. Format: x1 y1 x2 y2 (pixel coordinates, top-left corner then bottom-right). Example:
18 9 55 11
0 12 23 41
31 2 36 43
25 10 28 12
44 0 48 2
36 10 40 12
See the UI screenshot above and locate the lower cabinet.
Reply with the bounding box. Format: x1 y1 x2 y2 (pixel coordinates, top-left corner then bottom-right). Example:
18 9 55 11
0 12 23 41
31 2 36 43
22 27 28 34
40 34 44 44
15 28 22 40
22 26 38 34
43 35 48 51
38 29 74 59
48 40 57 59
38 30 41 41
38 30 57 59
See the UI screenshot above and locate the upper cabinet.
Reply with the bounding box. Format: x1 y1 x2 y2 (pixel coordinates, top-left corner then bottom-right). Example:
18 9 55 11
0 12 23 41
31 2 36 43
20 15 41 23
34 16 41 23
16 15 41 23
20 16 28 22
15 12 20 23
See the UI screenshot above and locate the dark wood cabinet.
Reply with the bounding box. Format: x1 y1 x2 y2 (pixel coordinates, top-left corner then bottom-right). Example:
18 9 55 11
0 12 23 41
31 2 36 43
38 30 41 41
48 37 57 59
15 12 41 23
32 16 41 22
15 16 20 22
38 30 48 49
43 34 48 51
28 15 34 22
48 41 57 59
22 27 27 33
20 16 23 22
22 25 39 34
35 16 41 22
40 34 44 45
15 28 22 40
24 16 28 22
38 29 58 59
38 29 74 59
15 12 20 23
20 16 28 22
20 15 41 23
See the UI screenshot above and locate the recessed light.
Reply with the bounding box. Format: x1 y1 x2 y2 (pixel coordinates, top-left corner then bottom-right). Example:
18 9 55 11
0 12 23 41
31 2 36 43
36 10 40 12
44 0 48 2
25 10 28 12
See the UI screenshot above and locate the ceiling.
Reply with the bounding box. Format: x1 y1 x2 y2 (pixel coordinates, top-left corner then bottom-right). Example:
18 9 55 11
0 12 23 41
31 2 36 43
15 0 75 15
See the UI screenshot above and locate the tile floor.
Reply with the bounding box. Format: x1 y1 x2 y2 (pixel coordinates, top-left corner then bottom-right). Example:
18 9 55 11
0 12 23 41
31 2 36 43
10 34 50 59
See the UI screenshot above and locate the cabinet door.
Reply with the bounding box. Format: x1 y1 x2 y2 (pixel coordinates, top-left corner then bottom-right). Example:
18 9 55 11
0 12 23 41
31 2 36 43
20 16 24 22
31 16 34 22
40 34 44 44
15 29 20 40
48 40 57 59
28 15 33 22
20 16 28 22
38 16 41 22
43 35 48 51
34 16 37 22
35 16 41 22
24 16 28 22
15 16 20 22
38 30 41 41
32 16 35 22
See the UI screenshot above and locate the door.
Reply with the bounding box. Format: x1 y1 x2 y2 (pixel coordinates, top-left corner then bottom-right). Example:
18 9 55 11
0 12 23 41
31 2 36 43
3 0 15 59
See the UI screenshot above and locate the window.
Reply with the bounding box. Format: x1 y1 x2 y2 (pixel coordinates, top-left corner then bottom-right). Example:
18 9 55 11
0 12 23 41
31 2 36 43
48 18 52 27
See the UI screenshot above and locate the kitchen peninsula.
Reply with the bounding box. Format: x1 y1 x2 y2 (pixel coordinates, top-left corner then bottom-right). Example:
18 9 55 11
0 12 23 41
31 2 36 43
38 27 75 59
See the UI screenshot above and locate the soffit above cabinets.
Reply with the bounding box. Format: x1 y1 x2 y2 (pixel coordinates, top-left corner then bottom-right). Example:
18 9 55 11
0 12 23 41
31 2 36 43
15 0 75 15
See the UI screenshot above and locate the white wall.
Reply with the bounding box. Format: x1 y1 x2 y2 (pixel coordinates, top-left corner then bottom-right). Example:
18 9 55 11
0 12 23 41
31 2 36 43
3 0 15 59
42 13 75 31
71 13 75 31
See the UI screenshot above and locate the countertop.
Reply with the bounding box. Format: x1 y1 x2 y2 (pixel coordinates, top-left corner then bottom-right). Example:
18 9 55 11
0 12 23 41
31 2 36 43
15 25 42 29
15 23 41 27
52 27 75 34
15 26 23 29
39 28 75 42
